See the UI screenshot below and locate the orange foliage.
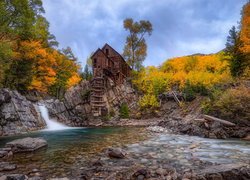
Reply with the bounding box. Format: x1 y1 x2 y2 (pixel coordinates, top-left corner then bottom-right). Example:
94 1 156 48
17 40 81 93
67 73 81 88
240 2 250 53
18 41 56 92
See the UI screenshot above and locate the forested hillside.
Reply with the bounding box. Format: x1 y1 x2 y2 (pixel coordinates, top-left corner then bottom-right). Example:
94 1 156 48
0 0 81 97
132 2 250 123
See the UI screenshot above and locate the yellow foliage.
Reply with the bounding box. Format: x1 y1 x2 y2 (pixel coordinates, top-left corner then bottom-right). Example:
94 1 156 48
139 94 159 109
160 53 232 88
133 53 233 109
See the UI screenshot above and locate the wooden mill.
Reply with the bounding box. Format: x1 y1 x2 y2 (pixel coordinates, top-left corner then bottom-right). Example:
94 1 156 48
90 43 132 116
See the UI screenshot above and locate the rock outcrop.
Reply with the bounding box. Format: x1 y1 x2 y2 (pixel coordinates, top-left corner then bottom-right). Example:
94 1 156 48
44 79 139 126
0 89 46 136
0 78 139 136
157 96 250 139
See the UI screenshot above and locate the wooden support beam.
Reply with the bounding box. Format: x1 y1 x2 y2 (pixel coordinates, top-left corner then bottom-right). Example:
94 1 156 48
203 115 236 127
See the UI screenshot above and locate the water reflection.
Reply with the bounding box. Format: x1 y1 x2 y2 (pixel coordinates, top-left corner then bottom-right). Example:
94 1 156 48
0 127 147 178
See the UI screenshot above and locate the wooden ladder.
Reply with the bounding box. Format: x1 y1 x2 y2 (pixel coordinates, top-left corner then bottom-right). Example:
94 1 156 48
90 77 106 116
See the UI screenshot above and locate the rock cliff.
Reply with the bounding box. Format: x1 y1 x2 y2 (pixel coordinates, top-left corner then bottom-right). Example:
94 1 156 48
0 89 46 136
0 79 139 136
44 79 139 126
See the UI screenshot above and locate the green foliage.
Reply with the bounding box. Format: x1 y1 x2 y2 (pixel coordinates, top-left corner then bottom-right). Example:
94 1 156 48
81 64 93 80
183 80 211 101
123 18 153 71
119 103 130 119
4 59 33 92
225 26 247 77
0 41 13 86
0 0 44 40
183 80 195 101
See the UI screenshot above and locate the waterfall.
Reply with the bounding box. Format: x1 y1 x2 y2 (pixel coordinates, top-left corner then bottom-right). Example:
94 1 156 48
38 105 70 131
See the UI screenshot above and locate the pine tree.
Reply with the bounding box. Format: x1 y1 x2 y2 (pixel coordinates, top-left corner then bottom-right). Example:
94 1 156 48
225 26 246 77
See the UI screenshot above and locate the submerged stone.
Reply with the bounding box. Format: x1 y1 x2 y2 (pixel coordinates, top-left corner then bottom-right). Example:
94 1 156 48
107 148 126 159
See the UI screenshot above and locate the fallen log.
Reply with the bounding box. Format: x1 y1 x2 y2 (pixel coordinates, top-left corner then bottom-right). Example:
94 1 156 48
203 115 236 127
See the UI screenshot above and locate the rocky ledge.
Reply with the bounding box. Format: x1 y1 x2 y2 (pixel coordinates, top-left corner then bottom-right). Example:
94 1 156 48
157 117 250 140
0 89 46 136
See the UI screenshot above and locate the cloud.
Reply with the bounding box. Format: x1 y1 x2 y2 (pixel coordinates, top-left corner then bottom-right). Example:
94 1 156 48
42 0 247 67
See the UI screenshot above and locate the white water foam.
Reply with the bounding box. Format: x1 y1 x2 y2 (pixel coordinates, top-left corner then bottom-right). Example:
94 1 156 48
38 105 71 131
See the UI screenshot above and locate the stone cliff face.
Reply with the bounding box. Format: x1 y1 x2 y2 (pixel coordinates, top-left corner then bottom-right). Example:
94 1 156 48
44 79 139 126
0 89 46 136
0 79 139 136
43 81 92 126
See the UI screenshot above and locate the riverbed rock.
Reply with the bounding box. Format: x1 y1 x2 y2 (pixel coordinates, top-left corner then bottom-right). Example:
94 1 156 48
196 163 250 180
132 168 150 179
243 134 250 141
2 174 28 180
0 148 13 159
5 137 47 152
107 148 126 159
0 162 16 171
0 151 8 159
0 89 46 136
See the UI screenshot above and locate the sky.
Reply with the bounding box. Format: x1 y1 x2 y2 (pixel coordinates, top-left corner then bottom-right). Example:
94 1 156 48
42 0 247 67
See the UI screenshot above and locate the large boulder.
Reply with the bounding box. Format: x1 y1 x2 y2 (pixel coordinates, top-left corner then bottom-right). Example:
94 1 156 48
5 137 47 153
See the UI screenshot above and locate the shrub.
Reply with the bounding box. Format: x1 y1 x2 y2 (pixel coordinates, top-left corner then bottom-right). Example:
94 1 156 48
119 103 129 119
203 85 250 124
183 80 196 101
139 94 160 110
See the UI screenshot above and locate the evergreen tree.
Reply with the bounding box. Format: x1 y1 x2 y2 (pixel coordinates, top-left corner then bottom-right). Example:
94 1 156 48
225 26 246 77
82 64 93 80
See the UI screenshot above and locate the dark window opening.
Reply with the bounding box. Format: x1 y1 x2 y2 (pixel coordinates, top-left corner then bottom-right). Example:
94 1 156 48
106 49 109 55
93 58 97 68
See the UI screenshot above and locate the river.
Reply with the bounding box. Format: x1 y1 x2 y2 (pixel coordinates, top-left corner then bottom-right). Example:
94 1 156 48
0 128 249 178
